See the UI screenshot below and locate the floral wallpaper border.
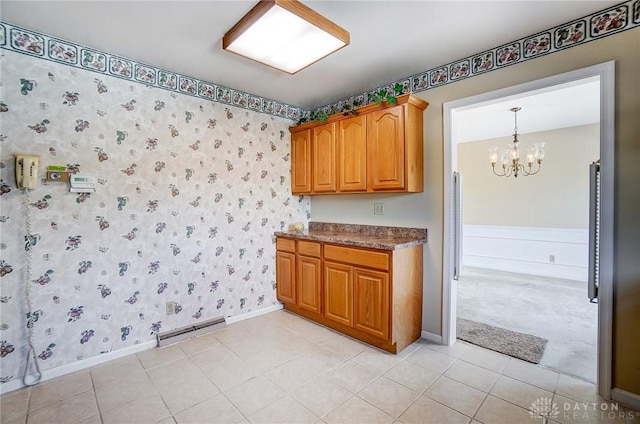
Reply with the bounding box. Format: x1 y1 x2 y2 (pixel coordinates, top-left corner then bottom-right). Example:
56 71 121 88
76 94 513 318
0 22 302 121
1 0 638 119
313 0 639 116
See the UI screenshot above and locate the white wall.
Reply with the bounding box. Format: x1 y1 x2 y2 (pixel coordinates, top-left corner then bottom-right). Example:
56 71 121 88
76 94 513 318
463 225 588 281
457 124 599 228
456 124 598 281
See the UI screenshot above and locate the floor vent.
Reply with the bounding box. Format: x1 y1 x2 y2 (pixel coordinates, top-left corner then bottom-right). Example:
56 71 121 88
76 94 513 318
156 316 226 348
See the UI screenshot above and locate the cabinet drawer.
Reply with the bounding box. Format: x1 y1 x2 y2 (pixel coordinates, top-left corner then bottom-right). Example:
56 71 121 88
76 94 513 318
298 241 321 257
324 245 389 271
276 237 296 253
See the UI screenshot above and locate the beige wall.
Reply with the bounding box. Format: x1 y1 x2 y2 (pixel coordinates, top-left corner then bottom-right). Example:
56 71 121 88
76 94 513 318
458 124 599 228
311 29 640 394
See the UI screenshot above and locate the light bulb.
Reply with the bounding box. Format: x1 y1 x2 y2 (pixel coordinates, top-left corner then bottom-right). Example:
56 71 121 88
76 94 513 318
510 144 519 161
489 147 498 165
501 150 510 167
526 148 535 166
534 142 545 161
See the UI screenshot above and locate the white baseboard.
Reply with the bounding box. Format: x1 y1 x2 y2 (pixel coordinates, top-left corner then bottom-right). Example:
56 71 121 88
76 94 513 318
463 225 588 281
611 388 640 413
225 303 283 325
0 305 284 395
421 330 443 344
0 340 156 395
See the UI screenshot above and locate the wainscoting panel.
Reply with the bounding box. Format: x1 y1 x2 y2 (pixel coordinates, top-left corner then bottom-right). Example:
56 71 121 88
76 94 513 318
462 225 588 281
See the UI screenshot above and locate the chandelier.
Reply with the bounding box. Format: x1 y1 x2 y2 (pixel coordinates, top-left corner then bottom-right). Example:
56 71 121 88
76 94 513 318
489 107 545 178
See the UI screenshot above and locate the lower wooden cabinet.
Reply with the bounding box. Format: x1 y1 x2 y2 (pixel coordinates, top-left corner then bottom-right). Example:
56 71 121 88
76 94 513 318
354 268 389 340
324 262 354 327
275 250 296 305
275 236 422 354
298 255 322 314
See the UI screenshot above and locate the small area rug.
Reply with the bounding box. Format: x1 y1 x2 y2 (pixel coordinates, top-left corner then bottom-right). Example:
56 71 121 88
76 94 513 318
456 318 547 364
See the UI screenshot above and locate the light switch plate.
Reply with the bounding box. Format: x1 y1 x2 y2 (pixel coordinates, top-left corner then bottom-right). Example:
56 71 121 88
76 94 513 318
46 171 70 182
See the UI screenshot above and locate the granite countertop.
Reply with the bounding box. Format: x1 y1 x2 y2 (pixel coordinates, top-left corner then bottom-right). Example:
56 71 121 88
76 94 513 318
275 222 427 251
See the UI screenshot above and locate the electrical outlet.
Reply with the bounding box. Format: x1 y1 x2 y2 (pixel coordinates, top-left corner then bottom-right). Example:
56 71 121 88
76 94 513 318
549 255 556 263
374 203 384 215
166 301 175 315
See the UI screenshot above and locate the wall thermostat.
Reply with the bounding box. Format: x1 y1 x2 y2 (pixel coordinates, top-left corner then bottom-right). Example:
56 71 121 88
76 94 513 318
70 175 96 193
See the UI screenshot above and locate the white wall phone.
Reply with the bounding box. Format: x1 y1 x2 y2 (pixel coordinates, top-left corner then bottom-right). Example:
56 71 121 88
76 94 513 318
14 153 44 386
15 153 40 190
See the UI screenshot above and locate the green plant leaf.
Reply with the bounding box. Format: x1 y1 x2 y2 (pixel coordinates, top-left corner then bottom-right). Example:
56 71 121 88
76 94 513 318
393 83 404 95
387 95 397 104
293 116 307 126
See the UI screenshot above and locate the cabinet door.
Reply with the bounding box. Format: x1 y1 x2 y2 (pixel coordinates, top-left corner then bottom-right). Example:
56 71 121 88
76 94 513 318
338 115 367 192
354 268 390 340
276 251 296 304
324 262 353 327
291 129 312 194
368 105 405 190
297 255 322 314
313 123 337 192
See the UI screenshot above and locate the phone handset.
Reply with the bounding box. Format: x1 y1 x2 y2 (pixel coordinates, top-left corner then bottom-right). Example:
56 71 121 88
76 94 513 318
15 153 40 190
14 153 44 385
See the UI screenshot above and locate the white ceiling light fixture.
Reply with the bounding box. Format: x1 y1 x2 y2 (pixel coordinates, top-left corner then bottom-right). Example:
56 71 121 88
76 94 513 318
223 0 350 74
489 107 546 178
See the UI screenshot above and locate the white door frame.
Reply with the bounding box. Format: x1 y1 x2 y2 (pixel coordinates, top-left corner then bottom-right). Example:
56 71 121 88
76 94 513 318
442 61 615 399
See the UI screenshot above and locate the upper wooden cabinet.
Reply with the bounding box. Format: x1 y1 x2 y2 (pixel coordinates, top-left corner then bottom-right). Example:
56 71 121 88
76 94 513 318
338 115 367 192
291 129 312 194
368 106 405 191
289 94 428 195
313 122 337 192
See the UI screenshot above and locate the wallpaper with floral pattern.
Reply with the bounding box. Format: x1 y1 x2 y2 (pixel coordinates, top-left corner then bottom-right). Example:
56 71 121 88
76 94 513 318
0 49 309 385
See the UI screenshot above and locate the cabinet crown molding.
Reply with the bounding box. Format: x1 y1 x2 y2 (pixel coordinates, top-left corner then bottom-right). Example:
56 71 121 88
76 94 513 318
289 94 428 133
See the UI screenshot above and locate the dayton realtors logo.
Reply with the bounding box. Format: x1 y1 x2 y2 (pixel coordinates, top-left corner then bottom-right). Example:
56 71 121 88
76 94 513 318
529 397 636 422
529 397 560 421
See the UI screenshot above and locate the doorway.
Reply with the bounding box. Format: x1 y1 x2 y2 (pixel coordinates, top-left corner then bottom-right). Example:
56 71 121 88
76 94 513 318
442 62 615 398
455 80 599 382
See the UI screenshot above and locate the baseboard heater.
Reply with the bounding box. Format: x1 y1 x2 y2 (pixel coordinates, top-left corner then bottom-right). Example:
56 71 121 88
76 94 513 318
156 316 226 348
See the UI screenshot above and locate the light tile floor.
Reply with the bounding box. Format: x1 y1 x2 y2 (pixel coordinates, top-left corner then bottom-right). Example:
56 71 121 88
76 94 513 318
1 310 638 424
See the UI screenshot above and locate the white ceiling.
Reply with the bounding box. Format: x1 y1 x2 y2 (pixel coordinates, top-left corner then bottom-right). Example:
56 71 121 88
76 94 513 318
2 0 616 111
454 78 601 143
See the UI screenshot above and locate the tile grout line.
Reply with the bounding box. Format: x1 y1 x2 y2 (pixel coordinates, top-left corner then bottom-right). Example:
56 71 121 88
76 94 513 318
424 371 488 422
4 310 621 423
88 367 103 424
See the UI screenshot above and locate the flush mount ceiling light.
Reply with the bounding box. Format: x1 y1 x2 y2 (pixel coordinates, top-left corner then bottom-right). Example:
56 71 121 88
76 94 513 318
222 0 349 74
